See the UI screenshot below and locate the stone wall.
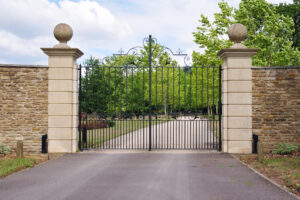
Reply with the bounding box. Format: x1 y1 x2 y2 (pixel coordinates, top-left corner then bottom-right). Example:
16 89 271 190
252 67 300 153
0 64 48 154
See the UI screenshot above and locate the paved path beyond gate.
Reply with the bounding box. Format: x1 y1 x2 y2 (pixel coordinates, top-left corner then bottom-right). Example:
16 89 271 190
102 116 217 150
0 153 296 200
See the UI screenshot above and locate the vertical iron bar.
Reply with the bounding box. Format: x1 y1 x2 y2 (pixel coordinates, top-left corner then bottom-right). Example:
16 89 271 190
218 65 222 151
206 66 209 149
212 66 215 149
137 68 140 149
85 67 89 150
202 65 204 114
173 66 175 115
155 67 158 149
178 67 181 114
207 66 209 114
125 66 128 149
189 67 192 112
108 67 111 149
189 68 192 149
173 66 175 149
167 66 169 149
114 69 117 149
131 67 134 149
195 67 198 148
91 67 94 149
143 65 145 149
97 67 100 150
184 70 186 114
196 67 198 115
178 67 181 148
78 64 82 151
118 67 121 121
148 35 152 151
102 67 105 150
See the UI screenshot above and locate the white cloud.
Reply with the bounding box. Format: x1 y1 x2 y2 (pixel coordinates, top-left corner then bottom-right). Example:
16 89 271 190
0 0 132 64
0 0 294 65
0 30 45 56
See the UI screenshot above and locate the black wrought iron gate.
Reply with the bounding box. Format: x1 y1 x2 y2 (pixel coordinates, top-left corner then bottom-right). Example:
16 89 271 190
78 35 221 151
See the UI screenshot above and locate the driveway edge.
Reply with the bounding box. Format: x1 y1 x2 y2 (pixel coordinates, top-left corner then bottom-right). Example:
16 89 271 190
231 154 300 200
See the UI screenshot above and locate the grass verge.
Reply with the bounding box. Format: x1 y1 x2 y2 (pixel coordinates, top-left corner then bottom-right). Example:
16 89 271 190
239 153 300 197
82 118 172 148
0 157 37 178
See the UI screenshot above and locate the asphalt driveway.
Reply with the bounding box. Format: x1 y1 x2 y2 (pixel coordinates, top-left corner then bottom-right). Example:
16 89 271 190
0 152 297 200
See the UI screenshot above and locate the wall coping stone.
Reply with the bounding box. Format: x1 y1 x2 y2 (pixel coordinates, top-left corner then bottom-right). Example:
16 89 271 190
0 64 48 68
218 48 259 58
41 48 83 59
252 66 300 70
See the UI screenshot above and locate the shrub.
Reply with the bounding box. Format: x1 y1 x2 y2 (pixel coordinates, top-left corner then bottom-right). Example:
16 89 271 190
272 143 298 155
0 142 11 157
81 120 108 129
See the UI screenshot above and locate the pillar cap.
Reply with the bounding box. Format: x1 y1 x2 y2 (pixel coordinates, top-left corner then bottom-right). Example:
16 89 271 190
228 23 248 49
41 48 83 59
41 23 83 58
53 23 73 48
218 23 259 58
218 48 259 59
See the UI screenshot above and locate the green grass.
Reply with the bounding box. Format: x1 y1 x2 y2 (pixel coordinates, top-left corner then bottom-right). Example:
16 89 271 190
82 118 172 148
262 157 300 170
0 158 36 178
257 156 300 193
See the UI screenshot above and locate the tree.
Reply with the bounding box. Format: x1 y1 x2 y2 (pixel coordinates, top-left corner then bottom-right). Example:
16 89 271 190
80 43 183 118
192 0 300 67
81 42 220 118
274 0 300 50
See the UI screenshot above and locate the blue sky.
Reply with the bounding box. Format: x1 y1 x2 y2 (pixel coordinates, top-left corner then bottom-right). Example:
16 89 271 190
0 0 293 65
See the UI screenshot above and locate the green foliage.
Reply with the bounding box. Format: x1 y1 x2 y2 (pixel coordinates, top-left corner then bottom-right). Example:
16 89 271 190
0 142 11 157
275 0 300 50
193 0 300 67
81 44 220 118
0 158 36 178
192 1 234 67
272 143 299 155
107 120 116 127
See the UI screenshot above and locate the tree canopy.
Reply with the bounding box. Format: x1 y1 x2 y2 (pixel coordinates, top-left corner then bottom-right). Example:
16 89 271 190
274 0 300 50
192 0 300 67
81 43 220 118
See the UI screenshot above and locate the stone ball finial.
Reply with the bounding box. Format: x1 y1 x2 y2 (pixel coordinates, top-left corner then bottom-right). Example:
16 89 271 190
53 23 73 48
228 23 248 49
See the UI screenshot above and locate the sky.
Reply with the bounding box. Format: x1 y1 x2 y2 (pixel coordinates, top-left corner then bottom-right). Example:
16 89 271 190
0 0 293 65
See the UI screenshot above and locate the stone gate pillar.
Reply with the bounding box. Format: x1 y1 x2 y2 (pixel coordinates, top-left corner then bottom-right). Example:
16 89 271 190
218 24 258 153
42 23 83 153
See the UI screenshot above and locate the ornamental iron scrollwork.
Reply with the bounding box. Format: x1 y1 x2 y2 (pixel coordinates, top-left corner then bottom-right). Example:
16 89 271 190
111 35 192 67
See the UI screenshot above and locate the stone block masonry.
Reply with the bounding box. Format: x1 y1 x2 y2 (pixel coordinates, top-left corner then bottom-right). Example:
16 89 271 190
218 23 258 153
0 64 48 154
42 23 83 153
252 67 300 153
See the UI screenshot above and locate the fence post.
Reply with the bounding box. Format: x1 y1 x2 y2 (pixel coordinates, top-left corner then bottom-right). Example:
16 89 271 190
218 24 258 153
41 23 83 153
16 141 24 158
